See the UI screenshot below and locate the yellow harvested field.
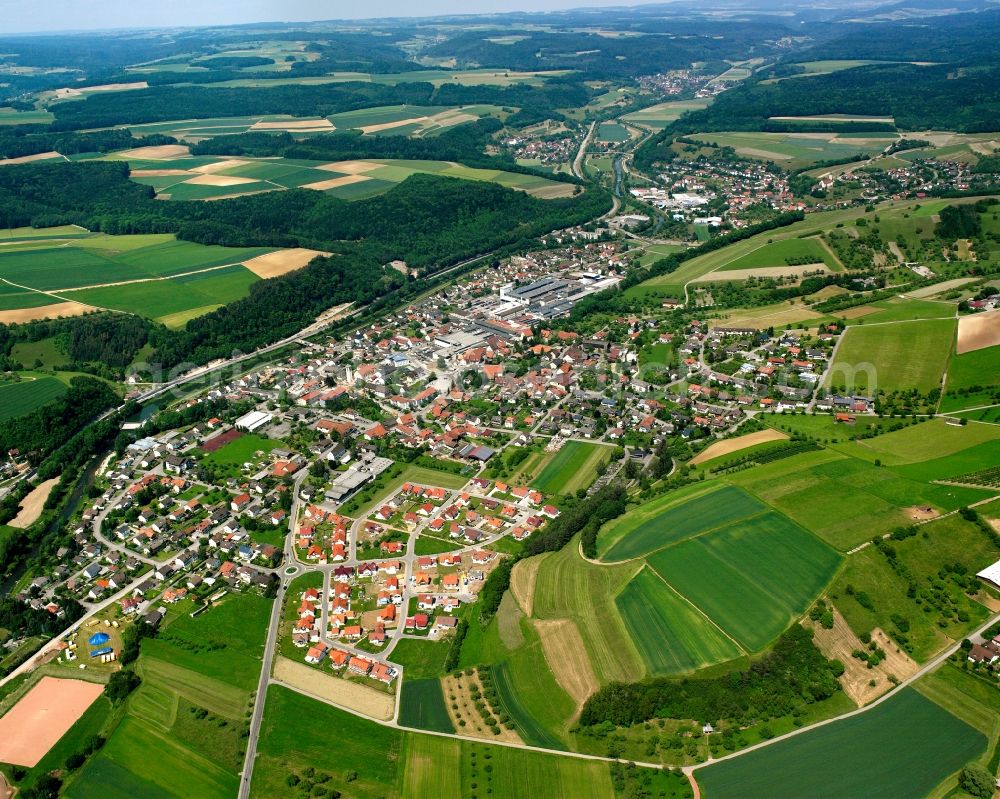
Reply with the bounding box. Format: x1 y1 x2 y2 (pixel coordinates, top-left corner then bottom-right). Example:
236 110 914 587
190 159 251 174
273 656 394 721
249 118 334 131
697 264 831 282
183 174 257 187
300 174 372 191
534 619 598 711
806 610 918 706
690 429 789 466
709 302 823 329
0 301 94 324
904 278 975 298
0 677 104 767
510 554 546 616
9 477 59 529
119 144 190 160
525 182 577 199
54 81 147 98
740 147 793 161
242 247 328 278
0 151 63 166
957 310 1000 354
130 168 194 177
318 160 381 174
360 117 429 134
837 305 880 319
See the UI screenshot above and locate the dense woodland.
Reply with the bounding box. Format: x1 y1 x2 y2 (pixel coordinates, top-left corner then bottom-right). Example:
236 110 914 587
578 625 844 729
0 376 119 462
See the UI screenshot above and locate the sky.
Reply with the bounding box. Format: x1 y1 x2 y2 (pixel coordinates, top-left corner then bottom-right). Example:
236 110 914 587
0 1 663 34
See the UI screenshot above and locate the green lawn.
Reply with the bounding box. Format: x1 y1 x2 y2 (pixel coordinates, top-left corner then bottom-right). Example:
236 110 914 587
531 441 613 496
648 511 841 651
600 484 767 562
826 319 955 395
616 567 745 675
696 688 984 799
201 433 278 468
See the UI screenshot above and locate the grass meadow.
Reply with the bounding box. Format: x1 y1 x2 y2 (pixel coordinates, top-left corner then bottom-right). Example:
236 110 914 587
696 689 984 799
941 345 1000 412
531 441 613 496
826 318 956 395
717 237 840 271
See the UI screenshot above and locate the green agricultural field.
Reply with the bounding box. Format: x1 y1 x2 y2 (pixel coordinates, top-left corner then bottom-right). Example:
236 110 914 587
596 122 631 143
140 593 271 692
616 567 745 674
0 233 270 293
531 441 614 495
826 318 955 395
490 659 567 749
401 732 621 799
600 483 767 561
250 684 401 798
844 296 956 324
692 131 891 169
530 544 645 683
717 237 840 271
398 678 455 733
696 689 984 799
728 447 989 550
622 98 711 130
823 416 1000 468
0 376 68 421
72 265 260 326
647 511 841 651
66 714 239 799
941 345 1000 412
128 154 575 201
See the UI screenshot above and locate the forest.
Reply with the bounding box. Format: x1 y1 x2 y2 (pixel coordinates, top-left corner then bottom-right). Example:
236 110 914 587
0 128 176 161
578 625 843 730
667 62 1000 133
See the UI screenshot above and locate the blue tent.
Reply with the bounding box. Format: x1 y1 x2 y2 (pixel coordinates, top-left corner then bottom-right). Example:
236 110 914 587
87 632 110 646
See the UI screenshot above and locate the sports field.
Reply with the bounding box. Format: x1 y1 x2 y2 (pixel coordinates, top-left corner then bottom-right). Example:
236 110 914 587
696 689 984 799
600 484 768 561
0 677 104 767
531 441 614 495
826 318 955 395
616 567 744 674
647 511 841 651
